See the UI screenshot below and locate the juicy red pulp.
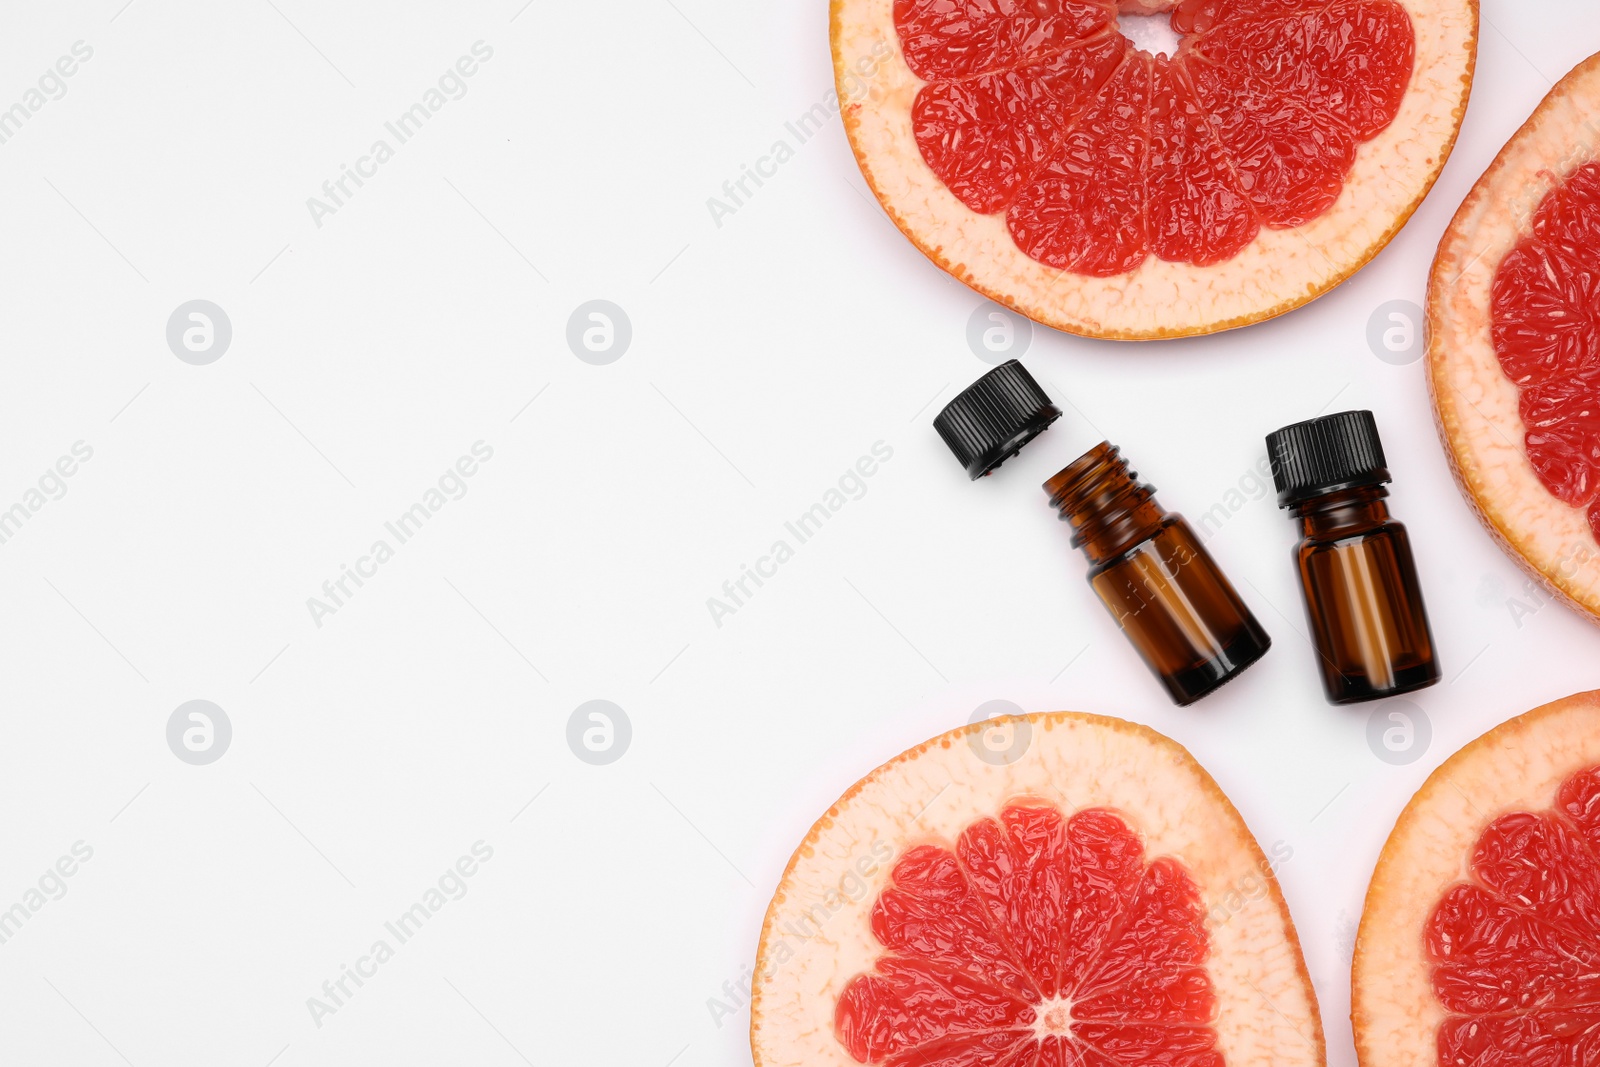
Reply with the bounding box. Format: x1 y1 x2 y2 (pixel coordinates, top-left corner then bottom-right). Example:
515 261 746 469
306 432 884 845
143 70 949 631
1426 763 1600 1065
897 0 1416 276
834 802 1222 1067
1491 163 1600 544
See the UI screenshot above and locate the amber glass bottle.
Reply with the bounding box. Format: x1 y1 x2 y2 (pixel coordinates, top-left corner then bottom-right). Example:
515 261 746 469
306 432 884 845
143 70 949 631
1045 443 1272 706
1268 411 1440 705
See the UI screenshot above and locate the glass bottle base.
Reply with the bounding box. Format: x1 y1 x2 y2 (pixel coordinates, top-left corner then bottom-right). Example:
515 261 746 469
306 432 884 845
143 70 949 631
1324 661 1442 705
1162 627 1273 707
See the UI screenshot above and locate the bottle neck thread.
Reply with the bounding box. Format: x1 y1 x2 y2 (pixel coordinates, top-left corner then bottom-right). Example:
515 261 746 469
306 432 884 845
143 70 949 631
1044 443 1167 567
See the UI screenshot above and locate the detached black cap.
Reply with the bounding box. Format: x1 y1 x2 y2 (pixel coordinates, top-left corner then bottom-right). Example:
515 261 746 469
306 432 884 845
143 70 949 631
1267 410 1391 508
934 361 1062 480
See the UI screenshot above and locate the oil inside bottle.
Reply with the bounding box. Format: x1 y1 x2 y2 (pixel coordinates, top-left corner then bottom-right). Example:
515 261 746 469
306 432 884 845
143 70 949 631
1045 443 1272 706
1268 410 1441 705
1290 485 1440 703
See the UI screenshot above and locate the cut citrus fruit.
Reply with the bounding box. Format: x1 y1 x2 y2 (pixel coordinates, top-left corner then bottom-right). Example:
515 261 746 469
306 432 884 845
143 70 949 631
1353 689 1600 1066
832 0 1477 339
1429 52 1600 624
750 712 1324 1067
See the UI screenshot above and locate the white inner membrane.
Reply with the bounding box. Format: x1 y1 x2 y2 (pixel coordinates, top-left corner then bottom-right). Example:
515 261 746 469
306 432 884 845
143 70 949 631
1032 996 1076 1040
1117 12 1183 57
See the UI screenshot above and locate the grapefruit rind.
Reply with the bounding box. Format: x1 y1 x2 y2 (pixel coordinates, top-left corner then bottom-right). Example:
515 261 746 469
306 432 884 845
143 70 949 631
1352 689 1600 1067
749 712 1326 1067
1428 52 1600 624
832 0 1479 340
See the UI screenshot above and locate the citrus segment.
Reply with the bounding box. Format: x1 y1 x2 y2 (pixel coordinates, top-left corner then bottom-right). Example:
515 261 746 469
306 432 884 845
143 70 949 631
912 33 1129 215
835 803 1219 1067
869 845 1041 1000
751 713 1324 1067
1489 241 1598 386
1145 58 1257 266
1354 690 1600 1065
1190 4 1415 142
1534 162 1600 261
1184 60 1357 228
1009 53 1154 276
834 0 1476 336
912 0 1414 274
1428 52 1600 624
893 0 1115 81
1488 162 1600 539
1559 767 1600 845
1426 804 1600 1032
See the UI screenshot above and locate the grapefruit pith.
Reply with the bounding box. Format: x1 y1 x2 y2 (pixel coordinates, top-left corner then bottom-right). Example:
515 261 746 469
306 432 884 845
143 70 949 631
832 0 1478 339
751 712 1325 1067
1353 689 1600 1066
1429 52 1600 625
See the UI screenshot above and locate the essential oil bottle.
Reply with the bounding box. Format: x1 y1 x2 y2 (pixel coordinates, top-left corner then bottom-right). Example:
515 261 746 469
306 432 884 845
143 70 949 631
1044 443 1272 706
1267 411 1441 705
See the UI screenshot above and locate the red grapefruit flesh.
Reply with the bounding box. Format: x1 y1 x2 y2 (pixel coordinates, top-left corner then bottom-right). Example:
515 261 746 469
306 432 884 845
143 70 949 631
750 713 1325 1067
835 803 1221 1067
1429 52 1600 624
1494 164 1600 541
1354 690 1600 1066
833 0 1477 338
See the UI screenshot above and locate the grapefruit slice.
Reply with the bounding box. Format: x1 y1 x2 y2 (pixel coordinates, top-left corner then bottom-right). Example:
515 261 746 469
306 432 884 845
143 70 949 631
832 0 1477 339
1353 689 1600 1066
750 712 1325 1067
1429 52 1600 624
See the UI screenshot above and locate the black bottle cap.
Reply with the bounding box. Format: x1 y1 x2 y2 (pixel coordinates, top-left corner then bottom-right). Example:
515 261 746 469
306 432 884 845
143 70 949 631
934 361 1062 480
1266 410 1391 508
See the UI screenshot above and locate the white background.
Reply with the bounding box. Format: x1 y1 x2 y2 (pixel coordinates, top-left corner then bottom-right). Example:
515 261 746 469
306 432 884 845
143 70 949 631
0 1 1597 1065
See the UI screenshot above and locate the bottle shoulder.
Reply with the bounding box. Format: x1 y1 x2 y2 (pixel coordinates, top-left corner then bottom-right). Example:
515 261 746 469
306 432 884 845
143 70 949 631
1299 517 1408 551
1087 514 1195 577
